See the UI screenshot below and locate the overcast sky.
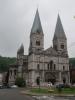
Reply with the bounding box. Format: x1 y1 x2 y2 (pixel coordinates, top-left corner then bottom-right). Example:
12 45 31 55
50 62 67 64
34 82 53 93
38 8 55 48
0 0 75 57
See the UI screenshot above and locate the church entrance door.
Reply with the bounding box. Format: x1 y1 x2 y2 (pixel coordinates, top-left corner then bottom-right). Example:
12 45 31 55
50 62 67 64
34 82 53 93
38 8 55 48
45 72 56 84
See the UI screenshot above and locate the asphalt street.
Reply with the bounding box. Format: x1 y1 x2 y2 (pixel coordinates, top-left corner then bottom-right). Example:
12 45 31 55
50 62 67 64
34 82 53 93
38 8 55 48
0 88 34 100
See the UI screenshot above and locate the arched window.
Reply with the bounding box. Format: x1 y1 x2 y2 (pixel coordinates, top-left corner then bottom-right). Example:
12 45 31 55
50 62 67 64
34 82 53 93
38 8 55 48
48 64 49 70
36 41 40 46
54 64 56 70
61 44 64 49
37 64 40 70
50 61 53 70
14 70 17 75
63 66 65 70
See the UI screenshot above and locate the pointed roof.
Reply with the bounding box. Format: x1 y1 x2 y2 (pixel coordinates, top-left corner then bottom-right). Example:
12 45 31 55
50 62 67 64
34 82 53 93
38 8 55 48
31 9 43 34
53 14 66 40
17 44 24 54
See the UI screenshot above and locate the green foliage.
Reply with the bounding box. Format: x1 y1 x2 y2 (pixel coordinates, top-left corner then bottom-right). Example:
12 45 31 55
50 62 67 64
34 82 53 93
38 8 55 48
0 56 16 72
15 77 26 87
30 87 75 94
69 58 75 66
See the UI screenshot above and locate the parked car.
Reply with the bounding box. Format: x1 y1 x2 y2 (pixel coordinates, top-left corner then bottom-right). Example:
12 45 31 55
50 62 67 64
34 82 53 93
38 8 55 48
3 85 11 89
0 85 3 89
55 82 64 88
11 85 18 88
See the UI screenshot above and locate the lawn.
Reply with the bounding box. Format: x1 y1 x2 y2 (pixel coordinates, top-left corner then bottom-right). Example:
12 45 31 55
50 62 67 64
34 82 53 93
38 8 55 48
30 88 49 94
62 88 75 94
30 87 75 94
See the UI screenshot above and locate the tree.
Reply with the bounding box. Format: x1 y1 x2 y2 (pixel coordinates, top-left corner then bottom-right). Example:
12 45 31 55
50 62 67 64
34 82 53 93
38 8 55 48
15 77 26 87
0 56 16 72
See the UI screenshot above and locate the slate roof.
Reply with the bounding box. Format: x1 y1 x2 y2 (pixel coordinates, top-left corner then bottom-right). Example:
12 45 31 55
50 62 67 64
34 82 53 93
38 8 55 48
53 14 66 40
31 9 43 34
17 44 24 54
43 47 58 56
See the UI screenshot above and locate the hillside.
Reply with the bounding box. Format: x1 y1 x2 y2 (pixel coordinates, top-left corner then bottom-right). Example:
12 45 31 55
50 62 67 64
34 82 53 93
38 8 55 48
69 58 75 66
0 56 16 72
0 56 74 72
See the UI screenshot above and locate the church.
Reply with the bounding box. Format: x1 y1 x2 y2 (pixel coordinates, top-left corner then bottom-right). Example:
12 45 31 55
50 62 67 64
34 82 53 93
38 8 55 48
9 9 70 86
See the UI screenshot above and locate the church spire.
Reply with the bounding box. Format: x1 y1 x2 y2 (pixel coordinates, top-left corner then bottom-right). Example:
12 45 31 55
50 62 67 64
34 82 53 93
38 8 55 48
53 14 66 40
31 9 43 34
17 43 24 55
29 9 44 54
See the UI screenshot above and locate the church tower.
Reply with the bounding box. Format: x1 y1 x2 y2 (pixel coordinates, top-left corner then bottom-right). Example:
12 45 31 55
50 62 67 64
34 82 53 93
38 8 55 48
17 44 24 77
29 9 44 54
53 15 68 56
17 44 24 59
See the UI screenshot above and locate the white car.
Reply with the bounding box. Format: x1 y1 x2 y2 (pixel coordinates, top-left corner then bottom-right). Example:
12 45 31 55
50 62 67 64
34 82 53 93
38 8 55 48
11 85 18 88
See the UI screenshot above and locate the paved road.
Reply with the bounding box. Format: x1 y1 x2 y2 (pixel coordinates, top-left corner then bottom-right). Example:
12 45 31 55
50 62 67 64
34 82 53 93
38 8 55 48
1 88 75 100
0 88 34 100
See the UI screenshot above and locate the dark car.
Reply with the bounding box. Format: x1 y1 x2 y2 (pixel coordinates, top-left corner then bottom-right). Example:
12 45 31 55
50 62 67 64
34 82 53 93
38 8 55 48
56 83 64 88
0 85 3 89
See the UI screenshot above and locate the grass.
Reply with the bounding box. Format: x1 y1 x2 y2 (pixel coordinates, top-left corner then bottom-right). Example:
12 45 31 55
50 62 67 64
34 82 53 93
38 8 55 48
62 88 75 94
30 87 75 94
30 88 49 94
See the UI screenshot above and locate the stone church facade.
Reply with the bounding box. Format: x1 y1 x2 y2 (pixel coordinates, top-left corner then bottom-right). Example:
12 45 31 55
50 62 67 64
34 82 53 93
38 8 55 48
9 10 70 86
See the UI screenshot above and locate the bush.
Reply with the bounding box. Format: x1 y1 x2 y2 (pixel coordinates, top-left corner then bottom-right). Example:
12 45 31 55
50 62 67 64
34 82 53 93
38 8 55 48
57 86 62 93
15 77 26 87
